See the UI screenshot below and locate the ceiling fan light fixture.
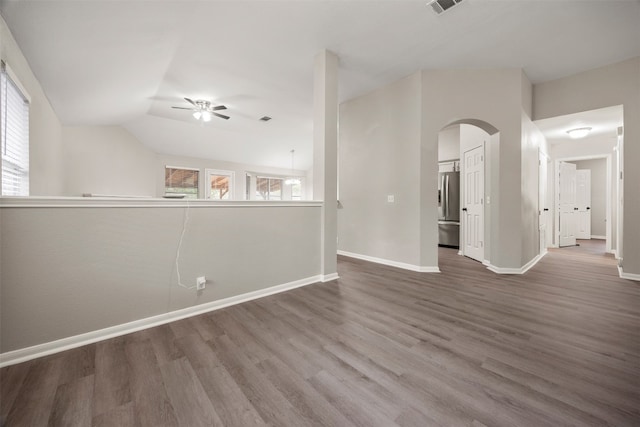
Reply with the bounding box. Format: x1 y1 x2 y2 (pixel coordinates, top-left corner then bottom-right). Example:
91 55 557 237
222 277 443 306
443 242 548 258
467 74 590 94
192 111 202 120
201 111 212 122
567 127 592 139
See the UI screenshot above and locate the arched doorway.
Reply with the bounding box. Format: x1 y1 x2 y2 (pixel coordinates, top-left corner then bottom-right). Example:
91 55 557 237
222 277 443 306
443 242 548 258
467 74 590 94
437 119 499 267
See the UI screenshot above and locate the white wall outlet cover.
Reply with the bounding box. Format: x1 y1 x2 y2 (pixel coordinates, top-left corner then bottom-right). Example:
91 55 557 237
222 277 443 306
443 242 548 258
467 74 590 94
196 276 206 290
387 195 395 203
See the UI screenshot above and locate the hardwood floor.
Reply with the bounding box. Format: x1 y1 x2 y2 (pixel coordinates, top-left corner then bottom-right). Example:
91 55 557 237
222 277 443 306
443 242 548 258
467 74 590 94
2 240 639 426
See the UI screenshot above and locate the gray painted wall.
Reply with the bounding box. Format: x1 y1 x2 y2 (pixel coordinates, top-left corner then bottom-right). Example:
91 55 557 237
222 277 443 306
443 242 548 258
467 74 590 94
338 73 422 266
1 15 64 196
62 126 157 197
0 201 322 352
574 158 607 237
438 126 460 162
534 57 640 275
521 112 545 264
338 69 541 268
421 68 530 269
339 68 542 271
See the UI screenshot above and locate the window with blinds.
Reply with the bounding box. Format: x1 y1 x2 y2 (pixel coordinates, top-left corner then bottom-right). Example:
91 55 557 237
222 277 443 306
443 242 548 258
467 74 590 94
164 166 199 198
1 61 30 196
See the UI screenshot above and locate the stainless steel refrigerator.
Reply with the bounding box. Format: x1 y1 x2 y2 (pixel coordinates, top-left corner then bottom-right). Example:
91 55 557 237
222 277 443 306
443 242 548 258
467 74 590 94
438 171 460 248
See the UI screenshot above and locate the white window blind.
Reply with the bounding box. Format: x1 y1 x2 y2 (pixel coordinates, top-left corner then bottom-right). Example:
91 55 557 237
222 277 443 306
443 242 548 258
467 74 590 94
1 61 30 196
165 166 199 199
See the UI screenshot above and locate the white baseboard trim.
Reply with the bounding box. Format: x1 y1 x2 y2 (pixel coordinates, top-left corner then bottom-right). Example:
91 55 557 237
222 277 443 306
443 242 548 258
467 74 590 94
321 273 340 282
618 266 640 281
0 274 322 368
591 235 606 240
337 250 440 273
486 251 546 275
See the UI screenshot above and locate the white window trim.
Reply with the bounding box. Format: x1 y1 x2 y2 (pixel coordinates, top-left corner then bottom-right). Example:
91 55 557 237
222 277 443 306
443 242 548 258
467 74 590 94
1 60 31 197
3 62 31 103
204 168 235 200
246 172 304 201
165 165 199 171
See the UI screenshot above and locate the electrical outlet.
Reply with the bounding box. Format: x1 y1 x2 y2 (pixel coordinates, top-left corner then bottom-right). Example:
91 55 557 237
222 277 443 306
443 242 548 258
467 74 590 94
196 276 206 290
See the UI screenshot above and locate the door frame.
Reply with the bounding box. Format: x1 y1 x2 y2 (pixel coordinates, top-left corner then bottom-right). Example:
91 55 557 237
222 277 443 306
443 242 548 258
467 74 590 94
554 154 612 253
460 142 485 263
539 150 550 254
204 168 235 200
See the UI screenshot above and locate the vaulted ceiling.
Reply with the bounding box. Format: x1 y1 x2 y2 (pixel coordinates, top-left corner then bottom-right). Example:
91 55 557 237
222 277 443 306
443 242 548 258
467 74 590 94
1 0 639 169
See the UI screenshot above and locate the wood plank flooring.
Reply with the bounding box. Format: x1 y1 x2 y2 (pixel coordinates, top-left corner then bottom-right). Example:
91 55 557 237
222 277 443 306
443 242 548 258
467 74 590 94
2 239 639 426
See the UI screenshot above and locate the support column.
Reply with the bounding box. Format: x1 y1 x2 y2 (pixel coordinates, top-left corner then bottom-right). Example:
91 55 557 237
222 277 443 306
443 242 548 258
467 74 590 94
313 50 339 281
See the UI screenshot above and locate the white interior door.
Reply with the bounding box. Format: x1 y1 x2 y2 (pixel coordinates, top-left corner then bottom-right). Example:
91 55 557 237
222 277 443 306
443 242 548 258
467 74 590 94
575 169 591 239
463 145 484 262
559 161 577 247
539 152 549 254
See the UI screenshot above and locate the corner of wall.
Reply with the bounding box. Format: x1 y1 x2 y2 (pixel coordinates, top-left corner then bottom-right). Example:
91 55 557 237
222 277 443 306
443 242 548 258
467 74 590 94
521 70 533 119
1 14 64 196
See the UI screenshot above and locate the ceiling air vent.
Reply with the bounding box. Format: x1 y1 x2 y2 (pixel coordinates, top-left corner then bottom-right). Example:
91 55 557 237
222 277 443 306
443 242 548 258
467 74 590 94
427 0 465 15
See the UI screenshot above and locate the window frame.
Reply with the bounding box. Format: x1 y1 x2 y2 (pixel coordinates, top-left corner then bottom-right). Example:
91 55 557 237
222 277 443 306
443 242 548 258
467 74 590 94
164 165 200 199
1 60 31 197
246 171 305 201
204 168 235 200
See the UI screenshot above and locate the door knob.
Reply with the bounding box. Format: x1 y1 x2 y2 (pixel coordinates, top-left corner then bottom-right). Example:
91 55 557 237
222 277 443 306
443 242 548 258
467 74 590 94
586 207 591 210
462 208 467 211
543 208 549 211
574 207 578 210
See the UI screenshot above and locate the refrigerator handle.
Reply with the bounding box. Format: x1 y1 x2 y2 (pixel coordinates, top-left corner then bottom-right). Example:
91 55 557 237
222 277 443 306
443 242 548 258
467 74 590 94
445 175 450 218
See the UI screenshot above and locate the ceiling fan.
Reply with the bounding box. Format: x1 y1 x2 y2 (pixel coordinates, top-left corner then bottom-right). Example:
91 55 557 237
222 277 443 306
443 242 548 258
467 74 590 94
172 97 230 121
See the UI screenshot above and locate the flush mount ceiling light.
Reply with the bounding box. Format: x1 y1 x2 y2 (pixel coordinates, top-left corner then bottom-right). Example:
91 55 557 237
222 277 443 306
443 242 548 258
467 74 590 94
566 127 592 139
285 149 301 186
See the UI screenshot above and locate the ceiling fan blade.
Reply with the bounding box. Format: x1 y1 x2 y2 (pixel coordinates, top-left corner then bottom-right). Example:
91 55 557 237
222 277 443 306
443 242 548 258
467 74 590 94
212 105 227 111
184 97 197 106
171 106 193 110
214 112 230 120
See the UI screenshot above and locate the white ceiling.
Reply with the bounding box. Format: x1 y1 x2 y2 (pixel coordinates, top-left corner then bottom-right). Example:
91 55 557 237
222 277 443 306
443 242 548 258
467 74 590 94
534 105 624 145
1 0 639 169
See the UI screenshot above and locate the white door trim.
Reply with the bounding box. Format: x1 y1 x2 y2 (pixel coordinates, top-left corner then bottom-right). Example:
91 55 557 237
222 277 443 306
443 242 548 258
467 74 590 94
539 150 550 254
204 168 235 200
554 154 612 253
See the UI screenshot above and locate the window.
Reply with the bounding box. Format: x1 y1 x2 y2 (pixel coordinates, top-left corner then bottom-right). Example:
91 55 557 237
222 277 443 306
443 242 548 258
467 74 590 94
246 172 305 200
205 169 234 200
165 166 199 199
1 61 30 196
256 176 283 200
291 181 302 200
